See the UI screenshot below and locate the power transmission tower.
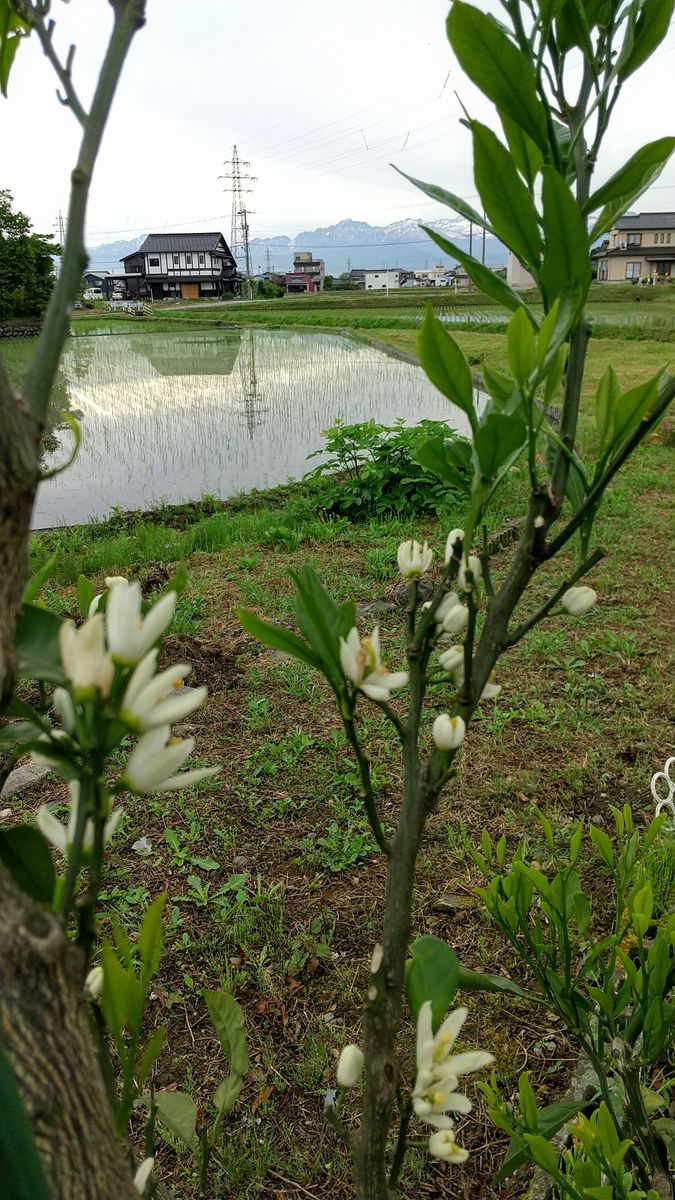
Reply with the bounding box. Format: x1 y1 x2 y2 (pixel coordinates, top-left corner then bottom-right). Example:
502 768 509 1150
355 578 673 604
265 244 271 274
54 211 66 276
220 146 256 299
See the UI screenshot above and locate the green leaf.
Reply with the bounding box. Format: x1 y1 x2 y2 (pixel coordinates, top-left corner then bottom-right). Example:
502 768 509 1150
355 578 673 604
617 0 675 81
417 309 477 430
136 1026 167 1088
457 965 539 1002
0 826 56 905
421 225 537 317
213 1073 243 1116
495 1097 586 1182
587 137 675 241
524 1132 559 1174
499 110 543 191
482 365 518 410
16 604 64 684
540 166 591 310
507 307 536 387
152 1089 197 1149
237 607 320 671
473 412 528 480
612 374 661 451
447 2 548 151
406 935 459 1030
76 575 95 620
653 1117 675 1161
471 120 542 272
101 944 144 1044
204 990 249 1077
0 28 23 98
393 167 493 235
287 564 355 689
22 555 57 605
589 824 614 868
138 893 166 985
414 436 472 495
0 1035 53 1200
594 364 620 452
519 1072 538 1128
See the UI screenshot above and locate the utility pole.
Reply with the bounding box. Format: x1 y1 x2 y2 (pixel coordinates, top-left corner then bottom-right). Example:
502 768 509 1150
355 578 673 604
220 146 256 299
265 244 271 274
54 211 66 277
481 210 486 265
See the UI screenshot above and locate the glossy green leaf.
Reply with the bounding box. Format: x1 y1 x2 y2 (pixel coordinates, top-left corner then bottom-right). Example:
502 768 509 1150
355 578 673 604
499 111 543 191
16 604 64 684
495 1097 586 1183
0 1035 53 1200
536 287 579 375
474 412 528 480
589 824 614 868
612 373 662 451
213 1073 243 1116
393 166 492 235
406 935 459 1030
204 990 249 1077
482 365 517 409
555 1 594 59
507 307 536 387
525 1132 559 1174
289 563 355 688
0 826 56 905
540 167 591 309
447 2 548 151
138 892 166 984
587 138 675 241
421 225 537 318
101 944 144 1044
76 575 95 620
152 1090 197 1149
594 364 620 452
471 120 542 271
617 0 675 81
22 555 57 605
237 607 320 671
417 309 476 430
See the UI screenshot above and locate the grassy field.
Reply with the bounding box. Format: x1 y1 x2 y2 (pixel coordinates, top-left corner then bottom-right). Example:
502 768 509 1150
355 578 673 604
11 295 675 1197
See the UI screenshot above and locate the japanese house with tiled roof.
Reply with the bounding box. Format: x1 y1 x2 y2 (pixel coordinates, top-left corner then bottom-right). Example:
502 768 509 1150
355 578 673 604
592 213 675 283
120 233 239 300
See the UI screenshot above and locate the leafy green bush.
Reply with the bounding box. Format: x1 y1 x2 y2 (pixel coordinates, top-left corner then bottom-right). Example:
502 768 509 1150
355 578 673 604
305 418 471 520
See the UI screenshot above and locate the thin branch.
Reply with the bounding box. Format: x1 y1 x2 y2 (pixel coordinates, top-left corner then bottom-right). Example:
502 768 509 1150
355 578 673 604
505 547 605 648
343 716 390 856
22 0 147 430
546 377 675 558
371 698 407 741
26 9 87 125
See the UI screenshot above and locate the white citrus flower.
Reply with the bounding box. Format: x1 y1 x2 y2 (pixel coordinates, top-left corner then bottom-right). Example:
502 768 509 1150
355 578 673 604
121 725 218 794
432 714 466 751
52 687 77 733
457 555 482 592
339 626 408 702
37 781 123 859
336 1044 364 1088
428 1128 469 1163
397 540 433 579
444 528 465 564
106 578 177 665
561 586 597 616
134 1158 154 1196
442 603 469 636
85 965 104 1001
424 592 461 625
480 678 501 700
413 1002 493 1129
120 649 207 731
439 645 464 674
59 614 114 699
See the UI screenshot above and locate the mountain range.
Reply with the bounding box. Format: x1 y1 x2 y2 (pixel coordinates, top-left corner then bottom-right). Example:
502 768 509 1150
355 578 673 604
86 216 505 277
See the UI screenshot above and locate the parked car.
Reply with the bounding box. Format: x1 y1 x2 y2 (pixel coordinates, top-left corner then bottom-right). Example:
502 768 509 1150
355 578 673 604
83 287 103 301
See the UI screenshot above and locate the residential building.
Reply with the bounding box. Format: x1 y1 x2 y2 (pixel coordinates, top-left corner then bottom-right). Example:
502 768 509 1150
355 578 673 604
349 268 366 289
592 213 675 282
83 270 112 296
285 272 318 293
506 253 536 290
292 250 325 291
120 232 238 300
364 268 403 290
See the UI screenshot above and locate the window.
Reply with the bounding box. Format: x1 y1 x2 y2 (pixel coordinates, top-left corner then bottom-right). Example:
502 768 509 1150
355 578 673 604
625 262 641 279
186 254 192 266
199 253 205 265
626 233 641 246
660 232 665 244
667 233 672 244
173 254 179 265
148 257 160 267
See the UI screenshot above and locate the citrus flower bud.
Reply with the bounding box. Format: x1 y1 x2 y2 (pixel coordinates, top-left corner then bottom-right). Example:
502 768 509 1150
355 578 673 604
442 603 469 635
432 714 466 751
85 965 104 1001
561 586 597 616
457 555 482 592
444 528 465 563
428 1129 469 1163
397 539 433 579
439 645 464 674
337 1044 364 1088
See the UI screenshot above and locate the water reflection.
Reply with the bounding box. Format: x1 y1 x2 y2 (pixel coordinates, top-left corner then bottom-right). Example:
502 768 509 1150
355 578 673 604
7 329 477 528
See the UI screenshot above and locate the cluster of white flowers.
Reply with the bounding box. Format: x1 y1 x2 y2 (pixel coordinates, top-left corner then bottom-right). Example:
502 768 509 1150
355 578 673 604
339 626 408 702
35 577 218 859
413 1002 493 1162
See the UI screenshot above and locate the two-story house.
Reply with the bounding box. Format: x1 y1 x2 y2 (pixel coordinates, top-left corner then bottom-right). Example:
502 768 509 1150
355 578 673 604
120 233 239 300
593 213 674 282
292 250 325 291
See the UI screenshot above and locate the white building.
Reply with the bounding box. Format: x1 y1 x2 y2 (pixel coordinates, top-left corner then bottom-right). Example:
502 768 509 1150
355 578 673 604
364 268 403 290
120 233 238 300
506 252 536 290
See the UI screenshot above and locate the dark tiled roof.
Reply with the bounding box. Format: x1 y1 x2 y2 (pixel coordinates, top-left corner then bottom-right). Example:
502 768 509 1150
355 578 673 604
595 247 674 259
614 213 675 230
123 233 232 258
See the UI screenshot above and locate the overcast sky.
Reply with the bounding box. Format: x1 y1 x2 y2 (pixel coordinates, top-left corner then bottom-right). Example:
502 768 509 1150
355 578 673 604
1 0 674 252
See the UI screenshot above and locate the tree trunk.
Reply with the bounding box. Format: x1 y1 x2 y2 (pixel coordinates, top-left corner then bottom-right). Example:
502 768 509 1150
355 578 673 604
0 859 138 1199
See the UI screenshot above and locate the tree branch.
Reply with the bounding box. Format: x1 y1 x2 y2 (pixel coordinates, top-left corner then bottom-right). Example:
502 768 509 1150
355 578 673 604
505 547 605 648
27 11 87 125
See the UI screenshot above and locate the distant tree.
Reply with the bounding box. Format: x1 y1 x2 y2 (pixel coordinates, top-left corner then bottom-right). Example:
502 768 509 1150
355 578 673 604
324 274 334 289
255 279 284 299
0 190 59 320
